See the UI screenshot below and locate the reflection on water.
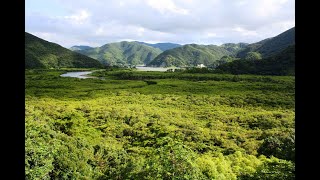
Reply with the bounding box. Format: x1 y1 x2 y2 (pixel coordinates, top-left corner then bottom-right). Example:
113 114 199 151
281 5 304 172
60 71 94 79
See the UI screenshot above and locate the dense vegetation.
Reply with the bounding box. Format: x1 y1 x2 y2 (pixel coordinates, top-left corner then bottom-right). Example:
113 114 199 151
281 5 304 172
220 43 249 55
237 27 295 58
26 68 295 179
147 44 241 67
76 41 162 66
217 45 295 75
135 42 182 51
244 52 262 61
25 32 103 69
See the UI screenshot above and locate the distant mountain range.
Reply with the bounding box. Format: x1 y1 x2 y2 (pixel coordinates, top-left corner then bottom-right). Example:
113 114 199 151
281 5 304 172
69 45 94 51
71 42 181 66
74 41 162 66
148 27 295 67
71 42 247 67
25 32 103 69
26 26 295 72
134 42 182 51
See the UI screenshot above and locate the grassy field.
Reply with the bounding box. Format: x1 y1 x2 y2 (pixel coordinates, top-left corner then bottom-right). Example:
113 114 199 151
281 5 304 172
25 69 295 179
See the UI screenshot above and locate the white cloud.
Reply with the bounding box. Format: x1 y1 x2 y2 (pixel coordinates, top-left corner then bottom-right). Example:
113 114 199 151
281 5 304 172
119 1 125 6
64 10 90 25
206 33 217 38
26 0 295 47
233 27 258 36
137 27 145 36
146 0 189 15
253 0 289 18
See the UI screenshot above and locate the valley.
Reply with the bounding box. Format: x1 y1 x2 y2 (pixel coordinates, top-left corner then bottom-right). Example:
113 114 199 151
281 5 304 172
25 27 295 179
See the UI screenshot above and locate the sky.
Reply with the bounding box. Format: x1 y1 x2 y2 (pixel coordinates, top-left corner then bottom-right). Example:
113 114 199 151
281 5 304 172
25 0 295 48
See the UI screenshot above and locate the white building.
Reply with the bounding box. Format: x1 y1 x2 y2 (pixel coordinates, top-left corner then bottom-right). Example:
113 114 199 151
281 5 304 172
197 64 206 68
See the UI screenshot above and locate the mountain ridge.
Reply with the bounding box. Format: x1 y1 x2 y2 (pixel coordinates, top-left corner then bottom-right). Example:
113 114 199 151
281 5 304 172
147 27 294 67
75 41 162 66
237 27 295 58
217 44 295 75
147 43 247 67
70 45 94 51
25 32 103 69
134 41 182 51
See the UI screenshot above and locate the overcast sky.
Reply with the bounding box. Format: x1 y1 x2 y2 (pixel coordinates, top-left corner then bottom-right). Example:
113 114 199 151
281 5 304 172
25 0 295 48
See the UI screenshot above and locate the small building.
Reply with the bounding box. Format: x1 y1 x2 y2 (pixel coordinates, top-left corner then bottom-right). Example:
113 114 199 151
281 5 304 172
197 64 206 68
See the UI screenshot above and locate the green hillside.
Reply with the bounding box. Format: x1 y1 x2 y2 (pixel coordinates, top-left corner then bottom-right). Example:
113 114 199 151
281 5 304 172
220 43 249 55
237 27 295 58
25 32 103 69
147 44 239 67
135 41 182 51
76 41 162 66
217 45 295 75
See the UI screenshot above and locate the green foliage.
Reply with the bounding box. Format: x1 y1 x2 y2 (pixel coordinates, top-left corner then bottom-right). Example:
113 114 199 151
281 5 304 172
258 130 295 161
241 157 295 180
220 55 234 63
140 137 205 179
25 116 58 179
25 32 103 69
26 69 294 179
183 67 214 74
76 41 162 66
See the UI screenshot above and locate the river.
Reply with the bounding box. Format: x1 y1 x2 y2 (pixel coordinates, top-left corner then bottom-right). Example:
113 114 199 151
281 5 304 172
60 71 96 79
60 66 179 79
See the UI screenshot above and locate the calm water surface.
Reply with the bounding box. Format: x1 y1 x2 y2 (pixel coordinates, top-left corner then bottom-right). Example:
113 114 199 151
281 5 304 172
60 66 179 79
60 71 95 79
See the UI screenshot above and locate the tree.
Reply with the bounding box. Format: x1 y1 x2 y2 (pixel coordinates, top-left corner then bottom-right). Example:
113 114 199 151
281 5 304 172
241 157 295 180
257 131 295 161
218 56 234 65
245 52 262 61
139 137 205 179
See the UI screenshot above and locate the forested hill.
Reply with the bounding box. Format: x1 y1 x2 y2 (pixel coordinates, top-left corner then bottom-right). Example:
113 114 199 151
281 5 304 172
135 41 182 51
237 27 295 58
147 43 245 67
220 43 249 54
25 32 103 69
75 41 162 66
216 44 295 75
